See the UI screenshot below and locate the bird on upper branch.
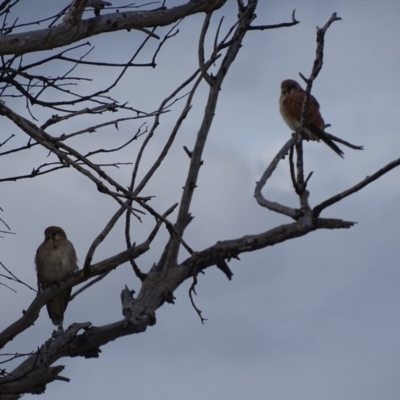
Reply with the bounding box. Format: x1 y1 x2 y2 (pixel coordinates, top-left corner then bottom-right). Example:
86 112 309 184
279 79 344 157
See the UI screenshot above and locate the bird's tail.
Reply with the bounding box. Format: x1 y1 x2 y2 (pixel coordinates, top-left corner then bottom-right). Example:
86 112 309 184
306 125 344 158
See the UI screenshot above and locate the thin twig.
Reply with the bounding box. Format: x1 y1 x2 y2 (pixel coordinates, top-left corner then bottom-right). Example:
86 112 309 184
248 9 299 30
313 156 400 217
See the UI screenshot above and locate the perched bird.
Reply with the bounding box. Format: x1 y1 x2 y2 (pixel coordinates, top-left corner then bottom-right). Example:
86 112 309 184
279 79 344 157
35 226 78 326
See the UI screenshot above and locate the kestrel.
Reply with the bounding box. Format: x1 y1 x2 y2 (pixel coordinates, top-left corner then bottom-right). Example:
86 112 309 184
35 226 78 326
279 79 344 157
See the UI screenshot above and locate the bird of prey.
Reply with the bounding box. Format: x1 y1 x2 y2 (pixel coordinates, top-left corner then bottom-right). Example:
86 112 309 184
279 79 344 157
35 226 78 326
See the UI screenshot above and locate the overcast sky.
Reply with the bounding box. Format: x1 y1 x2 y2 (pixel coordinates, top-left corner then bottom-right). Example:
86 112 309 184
1 0 400 399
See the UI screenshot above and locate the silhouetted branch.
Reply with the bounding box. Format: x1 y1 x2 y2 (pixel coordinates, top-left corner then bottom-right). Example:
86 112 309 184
249 9 299 30
313 156 400 217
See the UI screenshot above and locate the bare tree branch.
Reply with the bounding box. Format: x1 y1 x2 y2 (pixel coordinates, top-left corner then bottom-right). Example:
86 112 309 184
313 156 400 217
0 0 227 56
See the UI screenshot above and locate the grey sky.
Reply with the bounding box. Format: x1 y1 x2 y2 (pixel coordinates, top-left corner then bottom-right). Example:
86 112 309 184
1 1 400 399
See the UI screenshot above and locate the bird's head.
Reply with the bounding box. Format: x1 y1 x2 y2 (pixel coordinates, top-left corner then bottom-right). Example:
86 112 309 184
281 79 302 95
44 226 67 241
